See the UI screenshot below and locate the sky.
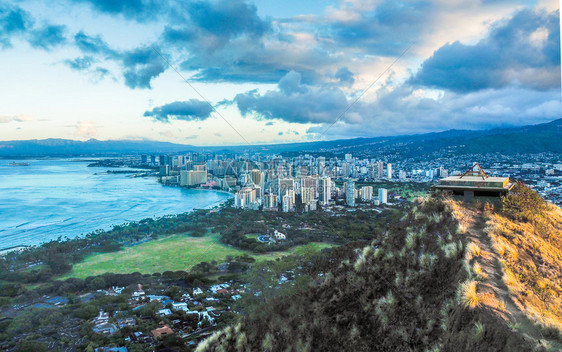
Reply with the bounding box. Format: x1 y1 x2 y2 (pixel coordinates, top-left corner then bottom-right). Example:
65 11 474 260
0 0 560 146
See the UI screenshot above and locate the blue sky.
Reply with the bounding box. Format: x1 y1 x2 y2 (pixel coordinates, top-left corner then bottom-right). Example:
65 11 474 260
0 0 559 145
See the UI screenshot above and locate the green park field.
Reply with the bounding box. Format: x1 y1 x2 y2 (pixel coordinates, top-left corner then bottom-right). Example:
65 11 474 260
62 233 333 279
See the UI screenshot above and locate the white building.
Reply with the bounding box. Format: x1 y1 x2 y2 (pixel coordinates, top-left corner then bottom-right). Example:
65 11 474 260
361 186 373 201
274 230 286 240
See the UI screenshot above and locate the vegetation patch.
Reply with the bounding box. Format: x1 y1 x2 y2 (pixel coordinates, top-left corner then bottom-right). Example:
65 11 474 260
487 184 562 333
62 233 333 279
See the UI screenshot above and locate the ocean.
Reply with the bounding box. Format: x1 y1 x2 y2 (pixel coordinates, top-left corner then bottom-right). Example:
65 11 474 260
0 158 232 250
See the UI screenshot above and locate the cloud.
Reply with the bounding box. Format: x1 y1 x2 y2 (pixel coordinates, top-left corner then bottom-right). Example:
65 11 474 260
410 8 560 92
120 46 166 89
233 71 349 124
65 56 96 70
28 24 66 50
70 0 162 22
0 114 34 123
0 3 32 47
71 32 165 88
75 121 97 138
335 67 354 85
144 100 214 122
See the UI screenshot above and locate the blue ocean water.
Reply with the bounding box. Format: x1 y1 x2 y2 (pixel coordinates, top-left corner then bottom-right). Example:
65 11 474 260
0 159 232 250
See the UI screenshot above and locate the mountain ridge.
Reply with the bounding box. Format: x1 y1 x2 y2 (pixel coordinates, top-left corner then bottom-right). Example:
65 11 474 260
0 118 560 156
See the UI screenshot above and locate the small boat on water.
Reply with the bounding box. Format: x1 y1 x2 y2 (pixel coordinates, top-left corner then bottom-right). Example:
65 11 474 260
8 162 30 166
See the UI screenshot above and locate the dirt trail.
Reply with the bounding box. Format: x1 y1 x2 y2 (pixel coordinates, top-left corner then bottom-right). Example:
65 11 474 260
456 206 558 349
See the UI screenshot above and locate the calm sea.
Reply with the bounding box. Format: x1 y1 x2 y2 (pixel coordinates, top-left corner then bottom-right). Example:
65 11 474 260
0 159 232 250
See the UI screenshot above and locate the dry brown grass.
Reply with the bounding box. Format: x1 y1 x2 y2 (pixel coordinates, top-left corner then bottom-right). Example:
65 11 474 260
459 280 481 309
486 204 562 331
473 262 488 280
466 243 481 261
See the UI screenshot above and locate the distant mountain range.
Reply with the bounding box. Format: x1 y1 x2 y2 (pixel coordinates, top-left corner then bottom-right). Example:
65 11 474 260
1 118 560 157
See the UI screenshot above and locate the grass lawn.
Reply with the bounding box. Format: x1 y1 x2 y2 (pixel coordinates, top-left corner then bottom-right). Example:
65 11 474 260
61 233 333 279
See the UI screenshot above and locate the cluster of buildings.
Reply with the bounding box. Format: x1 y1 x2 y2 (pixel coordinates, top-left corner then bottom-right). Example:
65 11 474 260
150 152 400 212
143 150 561 207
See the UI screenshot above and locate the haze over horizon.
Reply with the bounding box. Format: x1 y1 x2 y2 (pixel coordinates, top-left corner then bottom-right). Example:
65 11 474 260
0 0 560 146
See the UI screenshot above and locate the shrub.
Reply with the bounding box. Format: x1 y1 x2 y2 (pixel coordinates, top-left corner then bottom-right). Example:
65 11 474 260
458 280 480 309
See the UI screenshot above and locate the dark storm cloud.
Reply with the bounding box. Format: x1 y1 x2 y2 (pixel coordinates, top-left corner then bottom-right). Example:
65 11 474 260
144 100 214 122
233 71 349 124
411 8 560 92
28 24 66 50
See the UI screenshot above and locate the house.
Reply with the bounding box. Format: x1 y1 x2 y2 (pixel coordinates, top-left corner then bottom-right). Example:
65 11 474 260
95 348 127 352
231 295 242 301
92 310 110 325
273 230 286 240
92 323 117 336
116 317 136 329
181 293 192 301
193 288 204 296
172 302 189 312
151 325 174 339
147 295 169 302
158 308 172 316
95 347 128 352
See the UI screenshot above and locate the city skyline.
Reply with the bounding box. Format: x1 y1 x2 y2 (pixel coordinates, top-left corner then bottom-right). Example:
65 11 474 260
0 0 560 146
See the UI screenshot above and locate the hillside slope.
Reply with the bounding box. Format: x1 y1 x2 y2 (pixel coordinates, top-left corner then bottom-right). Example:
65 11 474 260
197 198 540 351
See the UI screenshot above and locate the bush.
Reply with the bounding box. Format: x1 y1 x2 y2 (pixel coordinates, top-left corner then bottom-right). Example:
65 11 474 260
501 182 547 222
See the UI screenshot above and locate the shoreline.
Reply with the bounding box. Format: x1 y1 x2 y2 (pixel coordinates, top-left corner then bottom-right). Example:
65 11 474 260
0 177 234 253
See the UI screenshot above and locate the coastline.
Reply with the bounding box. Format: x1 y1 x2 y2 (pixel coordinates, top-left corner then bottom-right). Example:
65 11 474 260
0 162 234 252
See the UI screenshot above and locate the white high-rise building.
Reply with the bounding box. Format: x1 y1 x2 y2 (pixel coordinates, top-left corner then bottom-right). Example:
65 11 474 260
282 190 295 212
377 161 384 178
345 153 352 161
378 188 388 204
320 177 331 205
361 186 373 201
387 163 392 179
301 187 315 205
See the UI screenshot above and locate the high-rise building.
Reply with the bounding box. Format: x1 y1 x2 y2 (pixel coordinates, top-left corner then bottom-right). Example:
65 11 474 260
387 163 392 179
377 161 384 178
301 176 318 198
378 188 388 204
341 162 350 177
282 190 295 212
278 178 295 202
345 153 352 161
320 177 331 205
263 193 278 209
141 154 148 164
345 181 355 207
187 169 207 185
249 170 265 198
301 187 315 205
399 170 407 179
150 155 156 165
235 187 258 209
361 186 373 201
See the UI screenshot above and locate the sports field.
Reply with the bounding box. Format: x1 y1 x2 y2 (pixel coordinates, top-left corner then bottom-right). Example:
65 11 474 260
62 233 333 279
